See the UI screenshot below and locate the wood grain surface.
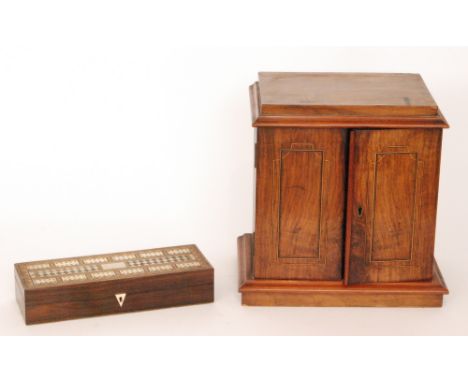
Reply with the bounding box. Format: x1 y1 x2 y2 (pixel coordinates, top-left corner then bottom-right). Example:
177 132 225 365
239 233 448 307
243 72 449 306
254 128 346 280
258 72 438 117
346 129 442 283
15 245 214 324
249 82 449 129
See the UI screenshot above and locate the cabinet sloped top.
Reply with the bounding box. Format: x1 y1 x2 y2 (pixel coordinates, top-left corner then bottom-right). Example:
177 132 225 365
250 72 448 128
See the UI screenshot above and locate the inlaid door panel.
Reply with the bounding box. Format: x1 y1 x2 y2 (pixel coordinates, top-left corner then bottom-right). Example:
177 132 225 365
254 128 347 280
347 129 442 284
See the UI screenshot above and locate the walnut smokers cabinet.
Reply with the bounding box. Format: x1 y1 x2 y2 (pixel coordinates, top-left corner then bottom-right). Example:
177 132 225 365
238 72 449 307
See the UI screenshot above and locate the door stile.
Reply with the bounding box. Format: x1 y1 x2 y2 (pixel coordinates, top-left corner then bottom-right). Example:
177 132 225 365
343 130 356 285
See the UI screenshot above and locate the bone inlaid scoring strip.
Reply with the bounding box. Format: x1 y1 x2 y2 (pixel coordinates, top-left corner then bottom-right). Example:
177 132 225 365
16 245 211 289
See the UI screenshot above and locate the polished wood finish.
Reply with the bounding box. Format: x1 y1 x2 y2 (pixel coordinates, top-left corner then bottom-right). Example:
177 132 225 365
241 72 449 307
239 233 448 307
250 82 449 129
347 129 442 283
258 72 438 117
15 245 214 324
254 128 346 280
243 292 443 307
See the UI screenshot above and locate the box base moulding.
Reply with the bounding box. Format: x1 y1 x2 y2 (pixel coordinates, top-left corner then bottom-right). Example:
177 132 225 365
238 233 448 308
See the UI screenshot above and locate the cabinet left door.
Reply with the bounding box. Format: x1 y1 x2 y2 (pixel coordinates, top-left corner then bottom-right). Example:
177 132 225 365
254 128 347 280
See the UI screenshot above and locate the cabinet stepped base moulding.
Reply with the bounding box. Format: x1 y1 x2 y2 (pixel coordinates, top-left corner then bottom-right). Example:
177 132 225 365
238 234 448 307
238 72 450 307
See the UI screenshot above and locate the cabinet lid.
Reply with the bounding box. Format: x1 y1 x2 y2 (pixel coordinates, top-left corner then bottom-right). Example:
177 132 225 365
250 72 448 128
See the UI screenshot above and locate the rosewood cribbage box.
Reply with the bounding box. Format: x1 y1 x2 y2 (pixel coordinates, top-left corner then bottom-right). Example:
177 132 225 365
15 245 214 324
238 72 449 307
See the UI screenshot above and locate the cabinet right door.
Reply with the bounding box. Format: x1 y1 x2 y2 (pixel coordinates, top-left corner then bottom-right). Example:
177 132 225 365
347 129 442 284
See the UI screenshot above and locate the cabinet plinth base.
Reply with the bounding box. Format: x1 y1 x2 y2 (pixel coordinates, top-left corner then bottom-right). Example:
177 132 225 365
238 233 448 308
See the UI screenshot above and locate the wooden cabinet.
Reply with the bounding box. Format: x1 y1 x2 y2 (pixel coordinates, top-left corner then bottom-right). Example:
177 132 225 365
238 72 449 307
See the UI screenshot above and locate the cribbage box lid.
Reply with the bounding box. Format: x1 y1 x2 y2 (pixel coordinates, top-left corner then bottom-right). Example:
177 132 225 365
249 72 449 128
15 244 212 290
15 244 214 324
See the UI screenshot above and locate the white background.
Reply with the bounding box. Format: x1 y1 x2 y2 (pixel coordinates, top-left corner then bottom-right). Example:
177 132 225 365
1 2 468 338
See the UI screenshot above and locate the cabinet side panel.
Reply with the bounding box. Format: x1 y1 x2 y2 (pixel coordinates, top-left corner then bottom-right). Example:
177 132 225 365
348 129 442 283
254 128 346 280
